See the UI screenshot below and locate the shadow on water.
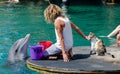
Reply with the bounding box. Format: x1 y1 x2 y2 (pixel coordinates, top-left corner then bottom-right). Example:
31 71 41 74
68 0 103 6
49 0 104 7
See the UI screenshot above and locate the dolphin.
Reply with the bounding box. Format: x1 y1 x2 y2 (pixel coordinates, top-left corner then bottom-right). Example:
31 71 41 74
7 34 30 63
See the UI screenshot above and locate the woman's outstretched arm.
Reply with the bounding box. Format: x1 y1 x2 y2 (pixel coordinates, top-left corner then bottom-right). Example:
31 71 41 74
107 25 120 37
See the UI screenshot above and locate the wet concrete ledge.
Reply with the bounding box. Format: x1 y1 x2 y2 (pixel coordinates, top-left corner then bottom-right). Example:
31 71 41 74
26 46 120 73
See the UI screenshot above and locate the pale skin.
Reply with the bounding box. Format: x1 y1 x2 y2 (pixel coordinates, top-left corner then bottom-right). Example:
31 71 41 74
107 25 120 37
54 16 88 62
107 25 120 47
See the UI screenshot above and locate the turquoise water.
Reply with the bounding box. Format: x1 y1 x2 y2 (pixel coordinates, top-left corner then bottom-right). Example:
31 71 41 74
0 3 120 74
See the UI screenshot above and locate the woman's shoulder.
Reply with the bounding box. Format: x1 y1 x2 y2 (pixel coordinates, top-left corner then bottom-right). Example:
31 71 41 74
56 16 69 21
54 17 65 27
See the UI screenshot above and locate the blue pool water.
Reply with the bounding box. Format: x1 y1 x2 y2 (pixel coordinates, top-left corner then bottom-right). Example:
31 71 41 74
0 2 120 74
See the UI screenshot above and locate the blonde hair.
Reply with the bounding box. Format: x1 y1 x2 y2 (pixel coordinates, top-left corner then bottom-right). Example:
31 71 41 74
44 4 62 23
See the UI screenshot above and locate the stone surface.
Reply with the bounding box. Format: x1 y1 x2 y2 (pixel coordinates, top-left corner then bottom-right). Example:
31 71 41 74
27 46 120 73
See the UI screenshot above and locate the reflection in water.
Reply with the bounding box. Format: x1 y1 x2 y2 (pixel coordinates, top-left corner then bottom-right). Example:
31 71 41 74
106 6 115 26
62 5 68 15
1 61 33 74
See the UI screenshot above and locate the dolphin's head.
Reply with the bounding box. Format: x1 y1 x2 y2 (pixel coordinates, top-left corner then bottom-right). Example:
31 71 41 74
7 34 30 63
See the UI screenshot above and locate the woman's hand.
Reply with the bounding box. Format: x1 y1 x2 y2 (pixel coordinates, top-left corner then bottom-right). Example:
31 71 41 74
85 36 90 40
62 52 70 62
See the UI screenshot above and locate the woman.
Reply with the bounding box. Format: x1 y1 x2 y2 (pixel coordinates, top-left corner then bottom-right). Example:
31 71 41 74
43 4 89 62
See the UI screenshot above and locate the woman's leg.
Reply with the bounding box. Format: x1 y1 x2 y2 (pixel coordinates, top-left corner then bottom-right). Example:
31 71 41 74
43 44 61 57
107 25 120 37
68 48 73 59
